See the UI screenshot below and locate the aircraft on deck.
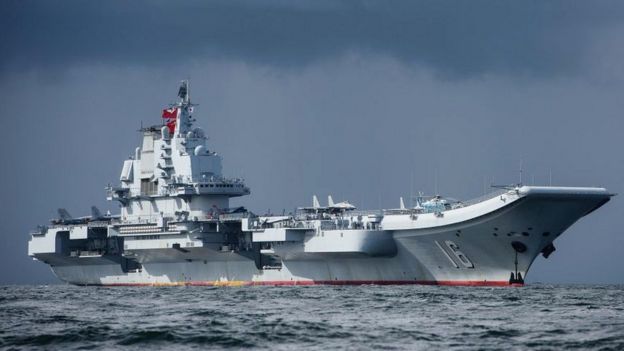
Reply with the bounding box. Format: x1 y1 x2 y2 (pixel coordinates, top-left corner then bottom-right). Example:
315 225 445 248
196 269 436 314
51 206 115 225
298 195 357 215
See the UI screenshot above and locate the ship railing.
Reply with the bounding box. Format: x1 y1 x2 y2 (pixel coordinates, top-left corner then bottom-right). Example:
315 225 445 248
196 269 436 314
111 177 249 198
118 217 161 225
248 218 316 230
293 209 382 220
218 212 249 221
459 188 511 208
345 210 384 217
157 177 250 197
165 175 247 186
118 212 251 225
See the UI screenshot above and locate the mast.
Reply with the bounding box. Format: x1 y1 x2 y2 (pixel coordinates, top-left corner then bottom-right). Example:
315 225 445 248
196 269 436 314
175 80 194 137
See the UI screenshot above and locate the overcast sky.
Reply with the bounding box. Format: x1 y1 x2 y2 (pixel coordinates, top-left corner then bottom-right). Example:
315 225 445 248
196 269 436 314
1 0 622 284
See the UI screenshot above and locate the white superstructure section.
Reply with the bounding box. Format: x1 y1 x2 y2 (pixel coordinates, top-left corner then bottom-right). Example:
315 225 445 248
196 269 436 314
107 82 248 225
28 81 614 287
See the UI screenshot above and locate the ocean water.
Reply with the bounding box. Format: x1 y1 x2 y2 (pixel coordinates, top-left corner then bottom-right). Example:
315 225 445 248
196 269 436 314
1 284 623 350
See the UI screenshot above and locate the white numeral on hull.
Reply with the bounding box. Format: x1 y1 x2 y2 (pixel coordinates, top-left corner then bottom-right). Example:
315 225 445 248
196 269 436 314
435 240 475 269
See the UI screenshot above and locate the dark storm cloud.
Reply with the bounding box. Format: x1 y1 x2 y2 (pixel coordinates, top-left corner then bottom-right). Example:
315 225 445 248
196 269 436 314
1 0 623 78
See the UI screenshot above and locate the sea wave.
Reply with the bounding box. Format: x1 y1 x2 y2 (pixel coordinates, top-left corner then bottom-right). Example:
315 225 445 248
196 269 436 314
1 284 623 350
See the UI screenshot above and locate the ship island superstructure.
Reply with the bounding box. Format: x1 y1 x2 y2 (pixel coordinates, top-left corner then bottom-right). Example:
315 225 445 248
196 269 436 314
28 81 614 286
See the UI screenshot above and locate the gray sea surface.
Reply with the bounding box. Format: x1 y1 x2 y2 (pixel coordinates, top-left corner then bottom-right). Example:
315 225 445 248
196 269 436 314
1 284 623 350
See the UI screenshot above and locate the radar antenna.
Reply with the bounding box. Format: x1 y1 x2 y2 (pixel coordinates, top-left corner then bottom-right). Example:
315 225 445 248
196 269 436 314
178 80 190 104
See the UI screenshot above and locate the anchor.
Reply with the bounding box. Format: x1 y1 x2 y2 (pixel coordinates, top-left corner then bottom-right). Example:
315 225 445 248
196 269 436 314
509 241 527 285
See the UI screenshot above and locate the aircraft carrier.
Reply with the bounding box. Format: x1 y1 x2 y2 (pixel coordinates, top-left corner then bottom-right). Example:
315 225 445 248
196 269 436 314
28 81 614 286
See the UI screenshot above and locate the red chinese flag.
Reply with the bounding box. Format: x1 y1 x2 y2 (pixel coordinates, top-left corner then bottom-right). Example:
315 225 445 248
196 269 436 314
162 107 178 119
165 119 176 133
162 107 178 133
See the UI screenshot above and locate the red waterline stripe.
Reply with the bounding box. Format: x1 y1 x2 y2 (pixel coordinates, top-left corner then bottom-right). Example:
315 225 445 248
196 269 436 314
101 280 521 287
